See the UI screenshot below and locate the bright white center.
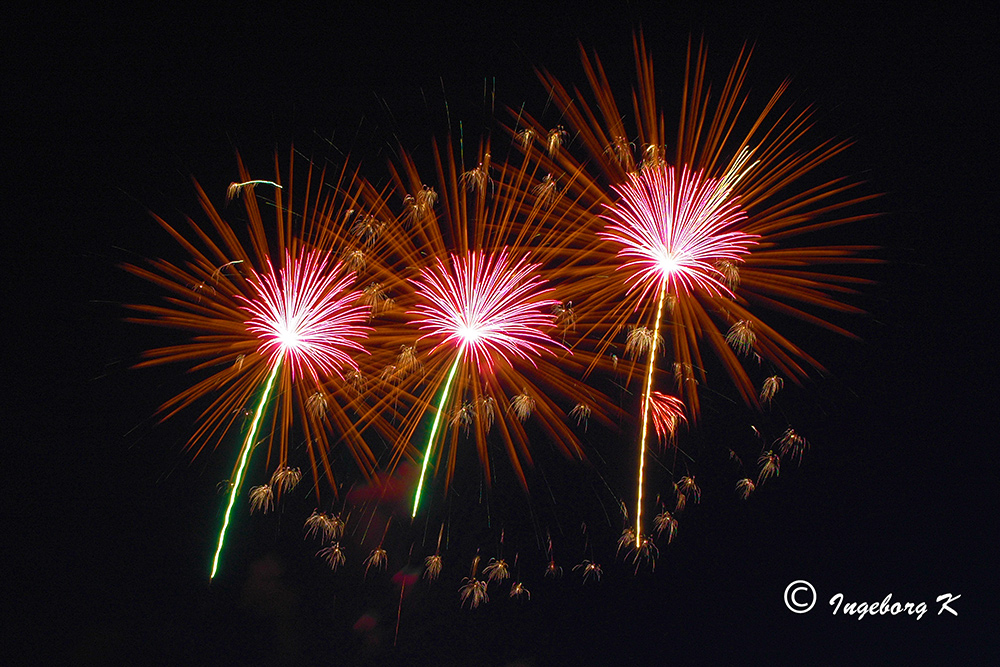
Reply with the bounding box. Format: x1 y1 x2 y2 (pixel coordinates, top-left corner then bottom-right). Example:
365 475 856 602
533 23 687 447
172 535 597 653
457 323 484 345
277 317 302 352
656 248 680 276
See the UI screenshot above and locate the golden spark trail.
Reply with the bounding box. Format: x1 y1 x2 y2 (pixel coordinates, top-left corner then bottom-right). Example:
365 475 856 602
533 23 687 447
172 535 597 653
210 360 281 579
412 350 464 518
636 281 669 547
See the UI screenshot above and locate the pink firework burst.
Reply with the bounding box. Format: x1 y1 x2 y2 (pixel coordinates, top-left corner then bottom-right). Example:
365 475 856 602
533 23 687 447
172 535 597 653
408 249 561 372
599 163 758 303
240 250 372 381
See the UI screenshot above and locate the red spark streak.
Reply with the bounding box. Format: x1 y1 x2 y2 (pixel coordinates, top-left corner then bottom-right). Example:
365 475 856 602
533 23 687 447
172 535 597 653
649 391 687 445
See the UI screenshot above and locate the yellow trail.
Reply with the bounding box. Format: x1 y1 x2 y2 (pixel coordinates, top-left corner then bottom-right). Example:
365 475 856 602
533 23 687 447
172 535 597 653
636 281 668 547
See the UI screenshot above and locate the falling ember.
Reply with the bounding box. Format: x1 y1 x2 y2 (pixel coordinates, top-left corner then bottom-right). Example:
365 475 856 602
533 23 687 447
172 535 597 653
725 320 756 356
736 478 755 500
625 325 664 360
509 390 535 422
304 510 345 542
760 375 784 405
248 485 274 514
269 466 302 493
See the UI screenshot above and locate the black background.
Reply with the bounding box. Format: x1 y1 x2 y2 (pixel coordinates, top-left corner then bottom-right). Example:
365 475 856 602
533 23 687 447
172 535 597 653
6 1 994 664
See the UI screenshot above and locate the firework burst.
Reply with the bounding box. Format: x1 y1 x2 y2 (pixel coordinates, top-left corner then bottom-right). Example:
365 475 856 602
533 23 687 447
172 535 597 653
349 135 620 518
598 161 758 304
410 249 560 373
510 34 876 543
125 151 399 576
406 249 564 514
240 250 371 383
124 32 875 593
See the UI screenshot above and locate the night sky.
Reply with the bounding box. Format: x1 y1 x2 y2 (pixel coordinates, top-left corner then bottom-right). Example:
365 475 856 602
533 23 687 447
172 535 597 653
7 2 993 664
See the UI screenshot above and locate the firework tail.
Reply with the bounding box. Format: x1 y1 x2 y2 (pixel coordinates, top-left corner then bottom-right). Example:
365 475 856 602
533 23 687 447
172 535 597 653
412 350 464 518
636 281 668 546
210 360 282 579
